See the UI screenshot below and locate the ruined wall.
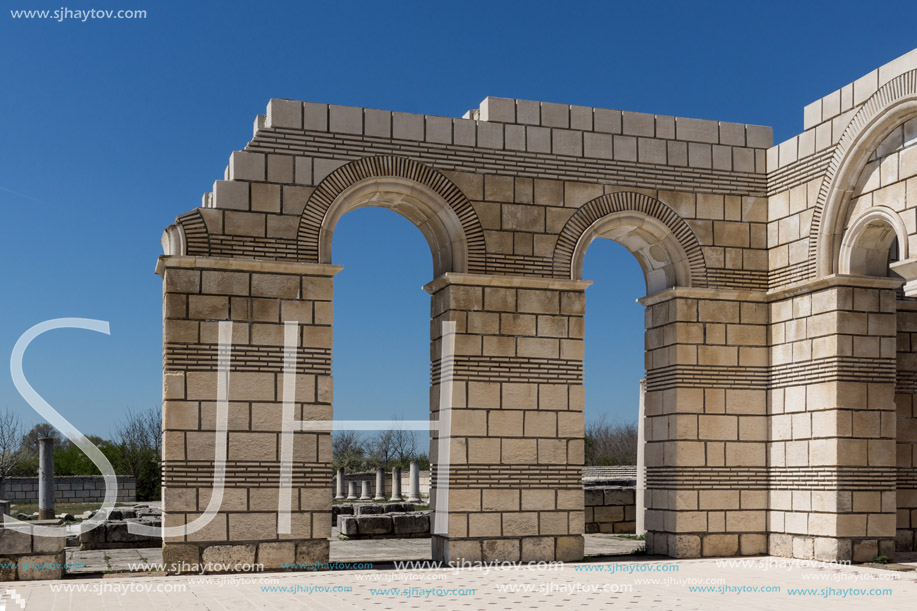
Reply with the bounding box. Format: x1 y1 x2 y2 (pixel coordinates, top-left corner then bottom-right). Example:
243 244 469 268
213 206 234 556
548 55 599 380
158 48 917 567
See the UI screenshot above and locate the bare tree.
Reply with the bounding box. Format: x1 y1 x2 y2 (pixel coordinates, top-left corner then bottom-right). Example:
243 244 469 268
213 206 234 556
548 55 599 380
585 416 638 466
115 407 161 476
0 408 25 494
389 417 417 467
332 430 366 470
367 428 395 469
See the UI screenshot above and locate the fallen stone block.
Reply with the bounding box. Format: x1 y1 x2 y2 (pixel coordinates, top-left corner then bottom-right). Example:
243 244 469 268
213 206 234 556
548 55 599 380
357 515 393 536
392 512 430 536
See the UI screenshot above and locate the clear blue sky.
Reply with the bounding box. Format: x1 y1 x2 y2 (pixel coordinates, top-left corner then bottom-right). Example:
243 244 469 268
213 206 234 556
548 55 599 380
1 0 915 440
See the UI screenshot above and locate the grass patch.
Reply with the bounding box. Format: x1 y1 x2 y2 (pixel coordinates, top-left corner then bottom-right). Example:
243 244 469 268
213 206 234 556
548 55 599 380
615 534 646 541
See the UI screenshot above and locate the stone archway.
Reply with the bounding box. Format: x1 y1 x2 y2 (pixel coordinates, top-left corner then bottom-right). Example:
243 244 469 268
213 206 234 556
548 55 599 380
812 69 917 279
553 192 707 289
296 156 487 274
838 206 908 276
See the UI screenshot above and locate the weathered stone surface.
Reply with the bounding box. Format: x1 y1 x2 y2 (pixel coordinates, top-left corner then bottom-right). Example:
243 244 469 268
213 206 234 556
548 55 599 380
295 539 329 565
482 539 520 562
555 535 584 562
357 516 393 536
0 556 16 581
339 516 358 537
257 541 295 569
201 544 257 571
392 513 430 536
0 526 32 555
163 543 201 573
16 552 64 581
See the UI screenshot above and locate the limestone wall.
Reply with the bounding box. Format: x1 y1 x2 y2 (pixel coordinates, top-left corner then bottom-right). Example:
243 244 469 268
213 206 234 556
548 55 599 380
585 487 636 534
157 48 917 567
1 476 136 504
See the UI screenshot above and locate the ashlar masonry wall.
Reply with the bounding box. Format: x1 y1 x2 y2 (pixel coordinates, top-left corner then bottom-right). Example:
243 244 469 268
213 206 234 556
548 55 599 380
158 47 917 568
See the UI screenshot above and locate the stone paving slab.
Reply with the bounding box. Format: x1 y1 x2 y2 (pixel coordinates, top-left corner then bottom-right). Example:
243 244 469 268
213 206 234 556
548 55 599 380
7 555 917 610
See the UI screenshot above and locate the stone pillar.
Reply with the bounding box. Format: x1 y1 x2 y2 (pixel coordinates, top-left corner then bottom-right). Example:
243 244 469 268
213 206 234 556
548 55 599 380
641 290 769 559
38 437 55 520
335 468 345 500
407 461 421 503
347 481 357 500
359 480 371 500
896 301 917 552
426 274 589 563
767 279 899 562
158 257 339 572
374 469 386 501
0 500 10 518
391 468 404 501
636 379 646 535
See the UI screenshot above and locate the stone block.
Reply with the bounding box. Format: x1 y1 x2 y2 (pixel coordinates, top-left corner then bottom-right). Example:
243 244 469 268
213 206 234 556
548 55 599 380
520 537 554 562
16 552 64 580
357 515 393 536
257 541 295 569
555 535 584 562
852 539 878 563
392 513 430 536
702 534 739 557
295 539 329 565
201 544 256 571
482 539 520 562
0 526 32 555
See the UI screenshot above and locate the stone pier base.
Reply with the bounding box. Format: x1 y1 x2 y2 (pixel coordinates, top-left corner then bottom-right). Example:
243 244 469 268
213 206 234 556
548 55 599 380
163 539 329 573
432 534 584 563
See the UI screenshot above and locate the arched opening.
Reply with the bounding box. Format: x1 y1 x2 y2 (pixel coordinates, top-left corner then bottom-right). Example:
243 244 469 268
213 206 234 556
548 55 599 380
328 200 438 561
572 212 692 294
838 207 907 277
318 178 468 278
575 211 692 543
582 239 645 542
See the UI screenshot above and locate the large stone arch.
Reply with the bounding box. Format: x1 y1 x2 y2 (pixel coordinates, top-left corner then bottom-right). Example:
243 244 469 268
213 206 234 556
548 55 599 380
552 191 707 292
812 69 917 277
296 156 487 276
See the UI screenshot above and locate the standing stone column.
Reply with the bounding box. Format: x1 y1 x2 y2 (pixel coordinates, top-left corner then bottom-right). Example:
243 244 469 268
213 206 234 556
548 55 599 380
407 461 421 503
346 480 357 500
374 468 386 501
158 258 340 572
38 437 55 520
425 275 589 563
335 468 345 500
391 467 404 501
359 480 371 500
766 281 899 562
636 379 646 535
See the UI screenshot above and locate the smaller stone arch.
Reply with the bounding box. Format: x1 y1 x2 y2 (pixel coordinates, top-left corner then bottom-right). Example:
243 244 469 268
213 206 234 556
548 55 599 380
838 206 908 276
297 156 487 276
553 191 707 293
163 209 210 256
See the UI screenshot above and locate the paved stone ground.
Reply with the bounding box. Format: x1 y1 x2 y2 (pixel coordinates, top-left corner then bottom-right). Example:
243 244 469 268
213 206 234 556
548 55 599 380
8 554 917 610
